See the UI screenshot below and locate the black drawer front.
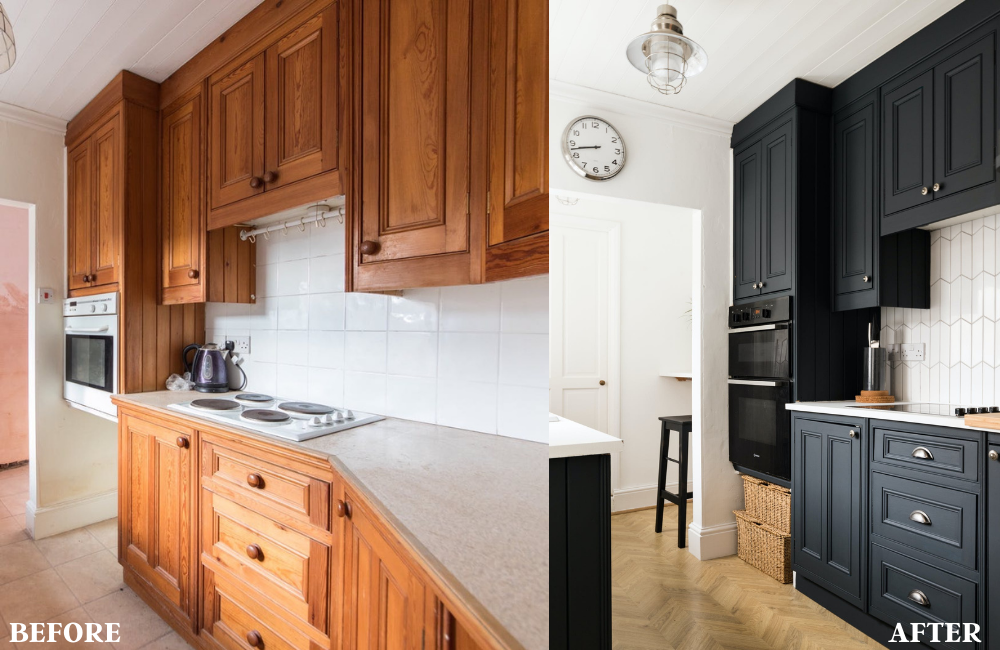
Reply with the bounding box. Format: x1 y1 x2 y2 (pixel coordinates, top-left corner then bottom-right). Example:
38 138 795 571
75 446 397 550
872 426 978 483
871 472 978 570
870 545 978 649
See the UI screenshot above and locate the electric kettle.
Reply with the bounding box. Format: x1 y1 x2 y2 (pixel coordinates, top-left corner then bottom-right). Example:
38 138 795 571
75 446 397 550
183 343 229 393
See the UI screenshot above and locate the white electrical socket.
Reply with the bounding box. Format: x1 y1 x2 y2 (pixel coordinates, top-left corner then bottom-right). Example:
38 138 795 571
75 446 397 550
229 336 251 355
901 342 925 361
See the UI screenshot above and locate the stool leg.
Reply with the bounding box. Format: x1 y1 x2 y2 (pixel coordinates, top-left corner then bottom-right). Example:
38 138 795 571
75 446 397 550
654 423 668 533
677 429 690 548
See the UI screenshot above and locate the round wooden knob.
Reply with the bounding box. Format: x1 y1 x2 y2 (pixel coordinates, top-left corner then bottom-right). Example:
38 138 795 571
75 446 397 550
345 501 353 519
84 274 92 282
187 269 199 279
246 473 262 488
599 380 606 386
249 176 263 188
246 630 262 647
336 500 346 518
246 544 262 560
176 436 189 449
263 171 277 183
360 240 380 255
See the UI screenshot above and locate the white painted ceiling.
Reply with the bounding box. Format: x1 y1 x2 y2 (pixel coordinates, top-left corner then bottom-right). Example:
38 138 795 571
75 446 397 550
0 0 261 122
551 0 966 124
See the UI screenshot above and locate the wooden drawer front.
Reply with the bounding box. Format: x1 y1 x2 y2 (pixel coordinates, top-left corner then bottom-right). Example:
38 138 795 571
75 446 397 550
870 545 978 649
203 440 330 530
204 494 330 634
873 426 978 482
871 472 979 570
204 568 320 650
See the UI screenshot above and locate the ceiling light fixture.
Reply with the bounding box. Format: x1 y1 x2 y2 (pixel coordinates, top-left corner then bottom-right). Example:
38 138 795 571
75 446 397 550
0 2 14 74
626 4 707 96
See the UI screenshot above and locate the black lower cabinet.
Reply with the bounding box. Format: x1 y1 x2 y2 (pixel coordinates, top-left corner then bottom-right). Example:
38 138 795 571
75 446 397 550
550 454 611 650
987 437 1000 649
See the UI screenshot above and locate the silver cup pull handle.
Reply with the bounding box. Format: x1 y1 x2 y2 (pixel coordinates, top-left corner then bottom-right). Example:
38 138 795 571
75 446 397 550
908 589 930 606
909 510 931 525
911 446 934 460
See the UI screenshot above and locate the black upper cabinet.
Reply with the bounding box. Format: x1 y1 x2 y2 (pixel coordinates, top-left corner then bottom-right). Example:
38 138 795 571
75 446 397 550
734 142 762 301
882 69 934 218
834 97 876 307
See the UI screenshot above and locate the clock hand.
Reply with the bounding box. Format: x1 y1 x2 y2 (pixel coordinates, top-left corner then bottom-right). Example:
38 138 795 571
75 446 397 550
571 146 601 150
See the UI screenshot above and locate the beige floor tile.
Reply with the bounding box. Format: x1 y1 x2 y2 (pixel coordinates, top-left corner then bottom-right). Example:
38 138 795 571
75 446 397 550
0 493 27 517
11 607 109 650
55 549 124 605
0 474 27 498
0 540 51 585
0 607 7 643
0 515 25 550
137 631 195 650
85 518 118 551
83 588 170 650
0 569 80 624
0 500 10 520
34 529 104 566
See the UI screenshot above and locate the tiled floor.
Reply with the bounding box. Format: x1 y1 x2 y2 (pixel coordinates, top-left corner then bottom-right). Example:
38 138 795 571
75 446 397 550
0 466 194 649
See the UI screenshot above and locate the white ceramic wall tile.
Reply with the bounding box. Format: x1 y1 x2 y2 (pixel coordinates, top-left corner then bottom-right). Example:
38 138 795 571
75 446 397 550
205 221 548 441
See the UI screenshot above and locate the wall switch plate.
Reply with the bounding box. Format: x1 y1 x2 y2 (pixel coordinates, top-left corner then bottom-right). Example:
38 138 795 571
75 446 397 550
229 336 251 355
37 288 55 303
901 343 925 361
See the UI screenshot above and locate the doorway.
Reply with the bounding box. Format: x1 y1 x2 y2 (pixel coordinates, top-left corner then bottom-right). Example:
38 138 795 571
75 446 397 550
0 202 28 469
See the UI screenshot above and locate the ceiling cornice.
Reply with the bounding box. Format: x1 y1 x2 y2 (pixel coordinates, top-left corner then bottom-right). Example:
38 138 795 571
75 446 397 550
0 100 67 136
550 80 734 138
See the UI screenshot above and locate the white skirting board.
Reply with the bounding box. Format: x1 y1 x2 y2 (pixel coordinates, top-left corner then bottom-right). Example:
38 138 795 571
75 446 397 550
612 481 694 512
687 520 738 560
25 489 117 540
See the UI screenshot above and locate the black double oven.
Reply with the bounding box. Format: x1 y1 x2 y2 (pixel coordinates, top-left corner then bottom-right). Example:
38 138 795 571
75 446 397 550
728 296 792 485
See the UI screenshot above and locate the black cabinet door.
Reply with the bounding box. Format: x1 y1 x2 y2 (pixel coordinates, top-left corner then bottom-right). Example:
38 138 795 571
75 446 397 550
734 141 762 301
792 416 865 608
834 98 877 309
760 121 794 296
987 442 1000 649
882 68 934 217
933 33 995 200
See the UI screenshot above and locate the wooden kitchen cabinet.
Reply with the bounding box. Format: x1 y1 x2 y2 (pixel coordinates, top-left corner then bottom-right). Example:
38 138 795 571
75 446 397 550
119 412 196 629
207 1 340 229
434 600 488 650
484 0 549 282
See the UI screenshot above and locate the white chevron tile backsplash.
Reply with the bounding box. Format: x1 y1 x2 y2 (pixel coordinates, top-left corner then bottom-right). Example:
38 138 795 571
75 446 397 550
882 213 1000 405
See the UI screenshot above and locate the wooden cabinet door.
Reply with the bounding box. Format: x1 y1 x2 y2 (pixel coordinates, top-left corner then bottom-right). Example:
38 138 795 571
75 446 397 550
90 113 121 288
759 121 793 296
358 0 473 265
67 139 93 291
834 98 876 308
120 414 194 621
733 141 762 301
433 600 487 650
162 89 206 303
210 53 265 210
484 0 548 280
792 417 865 608
264 4 338 191
933 33 995 200
343 492 425 650
882 68 934 217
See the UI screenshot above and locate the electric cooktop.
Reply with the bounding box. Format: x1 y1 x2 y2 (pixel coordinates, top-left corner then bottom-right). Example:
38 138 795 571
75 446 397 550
845 403 999 417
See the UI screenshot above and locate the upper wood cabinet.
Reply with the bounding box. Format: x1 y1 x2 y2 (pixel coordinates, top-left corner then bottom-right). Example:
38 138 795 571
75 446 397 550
206 1 341 229
485 0 549 282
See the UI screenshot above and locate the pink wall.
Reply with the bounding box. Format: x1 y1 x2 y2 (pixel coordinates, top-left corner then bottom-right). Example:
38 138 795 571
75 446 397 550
0 204 27 465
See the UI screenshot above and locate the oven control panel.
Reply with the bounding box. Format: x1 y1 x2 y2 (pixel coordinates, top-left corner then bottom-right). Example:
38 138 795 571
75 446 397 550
63 291 118 316
729 296 790 328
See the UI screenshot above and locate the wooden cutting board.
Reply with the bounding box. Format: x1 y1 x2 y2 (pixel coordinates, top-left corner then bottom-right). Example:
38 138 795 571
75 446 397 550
964 412 1000 429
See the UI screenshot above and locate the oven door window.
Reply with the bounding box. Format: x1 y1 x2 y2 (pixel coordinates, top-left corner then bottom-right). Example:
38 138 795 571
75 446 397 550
66 334 114 392
728 382 791 480
729 327 791 379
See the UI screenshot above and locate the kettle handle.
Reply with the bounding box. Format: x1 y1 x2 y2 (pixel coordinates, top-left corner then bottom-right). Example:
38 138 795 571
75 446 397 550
183 344 200 374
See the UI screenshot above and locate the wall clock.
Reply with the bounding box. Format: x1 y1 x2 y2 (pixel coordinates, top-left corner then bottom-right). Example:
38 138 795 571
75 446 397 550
561 115 627 181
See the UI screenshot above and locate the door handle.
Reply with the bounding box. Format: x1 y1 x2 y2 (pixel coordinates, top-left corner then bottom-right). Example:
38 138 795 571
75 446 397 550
909 510 931 525
64 326 110 334
911 446 934 460
727 379 787 387
599 380 606 385
908 589 930 607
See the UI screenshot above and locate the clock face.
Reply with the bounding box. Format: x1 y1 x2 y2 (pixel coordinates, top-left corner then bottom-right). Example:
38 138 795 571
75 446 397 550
562 116 626 181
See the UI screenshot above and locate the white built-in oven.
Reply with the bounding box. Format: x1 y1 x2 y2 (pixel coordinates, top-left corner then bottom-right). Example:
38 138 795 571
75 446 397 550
63 292 118 420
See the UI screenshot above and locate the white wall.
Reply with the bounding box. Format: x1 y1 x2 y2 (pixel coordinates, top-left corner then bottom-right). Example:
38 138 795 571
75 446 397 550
205 216 548 443
0 104 118 539
551 81 739 559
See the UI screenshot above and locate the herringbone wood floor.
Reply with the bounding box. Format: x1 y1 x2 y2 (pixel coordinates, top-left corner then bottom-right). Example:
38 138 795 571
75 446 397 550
612 506 883 650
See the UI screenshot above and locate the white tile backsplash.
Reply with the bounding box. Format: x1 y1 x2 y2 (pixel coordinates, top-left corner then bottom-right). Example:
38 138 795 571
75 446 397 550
882 213 1000 405
206 218 547 441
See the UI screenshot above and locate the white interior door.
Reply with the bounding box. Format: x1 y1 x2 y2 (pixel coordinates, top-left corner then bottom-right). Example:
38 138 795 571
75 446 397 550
550 214 620 447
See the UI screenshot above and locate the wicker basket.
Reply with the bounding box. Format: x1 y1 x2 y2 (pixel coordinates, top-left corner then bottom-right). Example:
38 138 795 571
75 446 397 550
741 474 791 534
734 509 792 583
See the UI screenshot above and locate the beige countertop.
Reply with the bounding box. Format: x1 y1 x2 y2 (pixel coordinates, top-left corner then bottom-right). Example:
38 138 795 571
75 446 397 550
113 390 548 650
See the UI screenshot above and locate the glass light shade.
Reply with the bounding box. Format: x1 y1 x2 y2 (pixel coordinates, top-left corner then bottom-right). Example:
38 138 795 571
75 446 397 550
646 40 688 85
0 2 14 74
626 30 708 96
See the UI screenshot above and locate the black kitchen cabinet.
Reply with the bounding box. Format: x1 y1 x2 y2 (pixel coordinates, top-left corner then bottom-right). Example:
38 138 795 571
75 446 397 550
792 415 865 608
988 436 1000 649
734 142 762 301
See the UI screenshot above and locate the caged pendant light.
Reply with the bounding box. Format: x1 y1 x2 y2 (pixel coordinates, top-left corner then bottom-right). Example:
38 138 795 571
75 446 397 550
626 4 707 96
0 2 13 74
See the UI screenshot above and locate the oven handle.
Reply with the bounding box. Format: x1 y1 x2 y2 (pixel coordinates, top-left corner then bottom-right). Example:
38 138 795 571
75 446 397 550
64 326 110 334
728 379 788 387
728 323 788 333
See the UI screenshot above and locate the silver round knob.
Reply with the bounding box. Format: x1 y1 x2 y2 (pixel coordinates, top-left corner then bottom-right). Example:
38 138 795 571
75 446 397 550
759 281 765 288
862 275 870 283
990 450 998 461
751 283 757 289
849 430 858 438
921 187 929 195
932 183 941 192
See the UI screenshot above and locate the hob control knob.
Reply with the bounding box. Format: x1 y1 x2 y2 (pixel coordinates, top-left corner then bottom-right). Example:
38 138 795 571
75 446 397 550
100 304 108 312
956 407 967 416
88 305 96 313
991 407 1000 413
309 416 324 427
344 410 355 420
321 414 335 424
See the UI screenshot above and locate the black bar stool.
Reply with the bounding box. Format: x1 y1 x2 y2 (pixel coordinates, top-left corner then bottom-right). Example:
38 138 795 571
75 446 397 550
655 415 694 547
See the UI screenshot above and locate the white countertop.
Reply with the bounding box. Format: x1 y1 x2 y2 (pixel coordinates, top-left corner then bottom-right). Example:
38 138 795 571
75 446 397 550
549 415 624 459
786 401 982 431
